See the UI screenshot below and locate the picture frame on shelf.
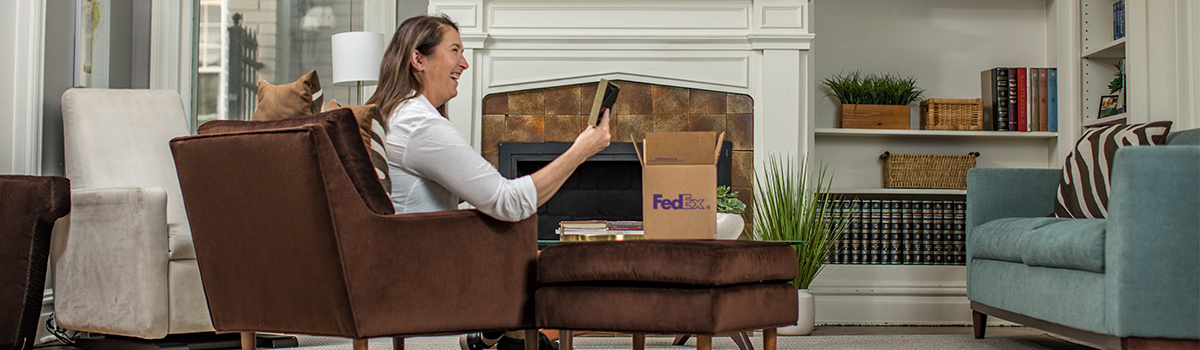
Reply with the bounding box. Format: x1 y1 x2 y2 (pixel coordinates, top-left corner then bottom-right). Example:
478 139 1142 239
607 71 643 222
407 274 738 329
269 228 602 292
1098 95 1120 118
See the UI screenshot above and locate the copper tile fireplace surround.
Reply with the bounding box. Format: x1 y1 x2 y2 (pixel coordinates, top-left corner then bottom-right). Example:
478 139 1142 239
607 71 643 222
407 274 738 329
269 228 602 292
483 82 753 238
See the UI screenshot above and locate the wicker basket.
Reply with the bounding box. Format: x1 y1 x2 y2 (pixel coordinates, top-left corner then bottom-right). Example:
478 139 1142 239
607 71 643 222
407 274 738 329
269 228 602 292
919 98 983 130
881 152 980 189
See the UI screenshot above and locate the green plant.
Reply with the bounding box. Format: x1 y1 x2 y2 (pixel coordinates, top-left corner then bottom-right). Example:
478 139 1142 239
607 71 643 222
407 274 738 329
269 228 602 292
751 155 854 289
716 186 746 214
1108 63 1124 93
822 70 926 105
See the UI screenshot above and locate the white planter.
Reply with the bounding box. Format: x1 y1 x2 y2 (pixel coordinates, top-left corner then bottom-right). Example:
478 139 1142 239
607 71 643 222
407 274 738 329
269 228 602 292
777 289 815 335
715 213 745 239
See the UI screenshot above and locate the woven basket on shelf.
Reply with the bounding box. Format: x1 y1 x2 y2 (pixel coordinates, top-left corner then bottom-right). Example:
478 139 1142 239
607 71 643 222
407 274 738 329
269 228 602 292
881 152 980 189
919 98 983 130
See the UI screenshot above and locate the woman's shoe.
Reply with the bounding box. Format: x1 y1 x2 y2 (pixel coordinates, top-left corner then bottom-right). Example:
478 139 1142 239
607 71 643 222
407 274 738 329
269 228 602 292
460 332 502 350
496 332 559 350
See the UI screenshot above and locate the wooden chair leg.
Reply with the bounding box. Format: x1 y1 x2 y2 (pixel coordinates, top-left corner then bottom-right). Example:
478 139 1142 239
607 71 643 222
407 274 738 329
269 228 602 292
672 334 691 346
524 329 539 350
352 338 368 350
633 334 645 350
763 328 777 350
697 335 712 350
241 332 256 350
560 330 572 350
393 337 404 350
729 331 753 350
972 310 988 339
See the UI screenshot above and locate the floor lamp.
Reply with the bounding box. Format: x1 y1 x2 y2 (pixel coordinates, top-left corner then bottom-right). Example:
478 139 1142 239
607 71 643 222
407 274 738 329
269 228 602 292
332 31 385 105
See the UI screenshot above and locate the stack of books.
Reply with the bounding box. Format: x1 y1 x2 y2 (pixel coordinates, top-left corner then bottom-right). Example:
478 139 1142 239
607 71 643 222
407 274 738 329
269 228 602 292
981 67 1058 132
558 220 644 241
823 199 967 266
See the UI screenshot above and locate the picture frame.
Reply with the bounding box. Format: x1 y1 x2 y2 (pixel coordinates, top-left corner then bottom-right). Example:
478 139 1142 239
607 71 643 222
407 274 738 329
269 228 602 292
1098 94 1120 118
76 0 110 88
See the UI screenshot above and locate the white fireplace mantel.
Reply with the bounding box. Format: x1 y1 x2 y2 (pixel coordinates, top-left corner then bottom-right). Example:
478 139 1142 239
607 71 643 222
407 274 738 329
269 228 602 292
430 0 815 167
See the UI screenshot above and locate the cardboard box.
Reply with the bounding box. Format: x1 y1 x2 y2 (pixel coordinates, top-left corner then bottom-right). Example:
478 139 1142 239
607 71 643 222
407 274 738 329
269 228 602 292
633 131 725 239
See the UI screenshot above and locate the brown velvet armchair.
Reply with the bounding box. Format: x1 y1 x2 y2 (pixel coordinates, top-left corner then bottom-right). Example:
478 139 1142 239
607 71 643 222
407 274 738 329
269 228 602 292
169 110 539 350
1 175 70 350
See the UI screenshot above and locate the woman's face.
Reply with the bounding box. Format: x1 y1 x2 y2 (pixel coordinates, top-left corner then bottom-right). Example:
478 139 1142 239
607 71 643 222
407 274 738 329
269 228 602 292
414 26 467 108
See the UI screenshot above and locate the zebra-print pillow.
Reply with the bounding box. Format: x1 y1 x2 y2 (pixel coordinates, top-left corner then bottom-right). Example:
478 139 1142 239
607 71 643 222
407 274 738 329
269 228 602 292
1052 121 1173 218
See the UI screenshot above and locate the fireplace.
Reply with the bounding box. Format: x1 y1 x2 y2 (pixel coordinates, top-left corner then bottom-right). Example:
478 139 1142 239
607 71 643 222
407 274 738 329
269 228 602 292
429 0 813 237
499 142 732 239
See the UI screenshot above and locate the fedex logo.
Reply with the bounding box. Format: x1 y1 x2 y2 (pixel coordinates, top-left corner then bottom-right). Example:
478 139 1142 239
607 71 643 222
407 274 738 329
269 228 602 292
652 194 711 210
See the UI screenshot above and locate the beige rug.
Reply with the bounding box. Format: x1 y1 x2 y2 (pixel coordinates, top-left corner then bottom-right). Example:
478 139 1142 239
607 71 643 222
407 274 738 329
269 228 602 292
293 333 1096 350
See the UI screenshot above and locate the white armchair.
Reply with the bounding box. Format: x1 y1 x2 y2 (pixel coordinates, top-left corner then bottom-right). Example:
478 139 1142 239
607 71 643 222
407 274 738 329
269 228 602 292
53 88 213 338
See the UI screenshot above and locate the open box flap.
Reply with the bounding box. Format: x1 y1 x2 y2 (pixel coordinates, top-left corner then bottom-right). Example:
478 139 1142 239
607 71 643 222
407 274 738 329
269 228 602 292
643 131 724 165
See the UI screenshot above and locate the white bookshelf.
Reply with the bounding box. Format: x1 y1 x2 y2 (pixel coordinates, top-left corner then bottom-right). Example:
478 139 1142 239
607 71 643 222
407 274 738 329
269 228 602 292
831 188 967 196
815 128 1058 139
1079 0 1128 127
808 0 1073 325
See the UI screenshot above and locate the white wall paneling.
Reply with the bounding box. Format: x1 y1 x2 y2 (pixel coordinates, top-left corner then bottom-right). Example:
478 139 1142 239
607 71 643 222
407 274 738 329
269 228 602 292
431 0 812 157
149 0 194 129
1 0 46 175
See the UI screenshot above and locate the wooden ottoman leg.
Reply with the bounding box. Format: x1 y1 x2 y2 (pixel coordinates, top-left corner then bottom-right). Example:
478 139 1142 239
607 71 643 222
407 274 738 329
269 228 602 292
352 339 368 350
697 335 712 350
633 334 646 350
560 330 572 350
393 337 405 350
763 328 777 350
241 332 256 350
973 310 988 339
729 331 754 350
673 335 691 346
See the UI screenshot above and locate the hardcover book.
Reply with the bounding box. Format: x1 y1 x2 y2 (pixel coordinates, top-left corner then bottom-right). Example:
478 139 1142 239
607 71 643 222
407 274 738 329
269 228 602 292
1048 68 1058 132
869 200 882 264
880 200 893 263
1007 68 1018 131
1038 68 1049 132
889 200 902 264
979 68 1003 131
588 79 620 126
920 200 934 265
1029 68 1039 131
1017 67 1028 132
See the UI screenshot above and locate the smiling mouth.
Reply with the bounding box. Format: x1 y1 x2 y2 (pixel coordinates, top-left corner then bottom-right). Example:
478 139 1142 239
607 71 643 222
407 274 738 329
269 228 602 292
450 72 461 81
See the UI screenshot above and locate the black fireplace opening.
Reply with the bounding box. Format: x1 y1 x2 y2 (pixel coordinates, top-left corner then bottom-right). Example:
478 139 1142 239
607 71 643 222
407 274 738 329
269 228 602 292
499 142 732 240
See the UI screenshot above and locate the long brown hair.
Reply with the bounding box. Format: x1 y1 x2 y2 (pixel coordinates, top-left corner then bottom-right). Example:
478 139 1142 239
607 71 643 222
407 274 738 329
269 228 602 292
367 15 459 117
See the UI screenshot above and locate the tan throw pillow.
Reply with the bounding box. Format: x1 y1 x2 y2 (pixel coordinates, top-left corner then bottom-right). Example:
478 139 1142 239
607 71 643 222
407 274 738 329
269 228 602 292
252 70 324 121
1052 121 1172 218
325 99 391 194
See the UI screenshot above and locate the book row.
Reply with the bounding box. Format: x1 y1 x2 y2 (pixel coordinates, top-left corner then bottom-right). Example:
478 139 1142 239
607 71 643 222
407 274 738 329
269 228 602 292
823 199 966 266
981 67 1058 132
1114 0 1126 40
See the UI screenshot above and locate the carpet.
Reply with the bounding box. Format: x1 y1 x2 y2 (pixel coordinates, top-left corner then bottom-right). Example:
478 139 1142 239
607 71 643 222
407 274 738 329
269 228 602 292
293 333 1096 350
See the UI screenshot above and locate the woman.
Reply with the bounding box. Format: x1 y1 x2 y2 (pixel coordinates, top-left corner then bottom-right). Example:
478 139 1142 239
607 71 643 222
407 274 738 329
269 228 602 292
366 15 611 350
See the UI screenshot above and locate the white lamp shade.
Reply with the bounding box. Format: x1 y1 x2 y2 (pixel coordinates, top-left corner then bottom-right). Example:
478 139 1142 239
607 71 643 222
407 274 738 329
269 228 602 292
332 31 385 86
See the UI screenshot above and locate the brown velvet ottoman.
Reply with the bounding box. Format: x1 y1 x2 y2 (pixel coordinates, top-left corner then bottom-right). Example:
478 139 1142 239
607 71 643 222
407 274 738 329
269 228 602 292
536 240 799 350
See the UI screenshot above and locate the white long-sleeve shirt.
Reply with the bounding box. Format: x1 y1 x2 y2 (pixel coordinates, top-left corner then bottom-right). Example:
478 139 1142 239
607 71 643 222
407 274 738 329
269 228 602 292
385 95 538 222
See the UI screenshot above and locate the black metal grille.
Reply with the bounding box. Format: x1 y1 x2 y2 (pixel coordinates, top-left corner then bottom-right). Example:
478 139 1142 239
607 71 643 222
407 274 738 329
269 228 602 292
228 13 263 121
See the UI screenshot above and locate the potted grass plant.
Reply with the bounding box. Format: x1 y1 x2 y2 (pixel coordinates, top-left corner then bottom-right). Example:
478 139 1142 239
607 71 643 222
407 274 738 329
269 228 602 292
752 155 853 335
823 70 925 130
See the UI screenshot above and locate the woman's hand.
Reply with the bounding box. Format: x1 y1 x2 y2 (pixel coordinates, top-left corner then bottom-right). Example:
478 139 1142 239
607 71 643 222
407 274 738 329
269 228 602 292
572 109 613 157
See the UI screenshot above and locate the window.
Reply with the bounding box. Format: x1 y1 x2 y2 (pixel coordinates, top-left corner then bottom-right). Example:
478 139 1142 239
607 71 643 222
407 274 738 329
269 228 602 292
194 0 363 124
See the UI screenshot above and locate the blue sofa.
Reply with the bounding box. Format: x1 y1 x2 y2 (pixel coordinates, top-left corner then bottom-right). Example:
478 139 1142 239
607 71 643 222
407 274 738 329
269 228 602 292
966 128 1199 349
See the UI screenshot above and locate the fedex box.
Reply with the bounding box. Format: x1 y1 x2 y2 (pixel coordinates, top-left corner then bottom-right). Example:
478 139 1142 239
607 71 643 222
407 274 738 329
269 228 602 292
635 131 724 239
